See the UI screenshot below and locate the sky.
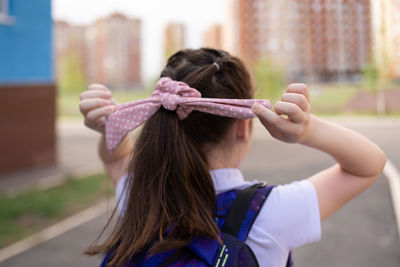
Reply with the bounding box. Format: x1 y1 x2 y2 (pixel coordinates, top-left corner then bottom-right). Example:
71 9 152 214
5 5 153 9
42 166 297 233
53 0 225 82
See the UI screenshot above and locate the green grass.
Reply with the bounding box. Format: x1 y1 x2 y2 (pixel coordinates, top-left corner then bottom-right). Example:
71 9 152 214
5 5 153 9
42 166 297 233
59 83 400 118
62 84 358 118
0 173 113 249
308 83 360 114
112 89 152 103
58 89 152 119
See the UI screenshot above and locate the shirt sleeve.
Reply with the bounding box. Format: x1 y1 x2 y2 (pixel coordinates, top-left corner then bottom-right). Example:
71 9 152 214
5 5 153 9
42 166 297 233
253 180 321 249
115 173 128 216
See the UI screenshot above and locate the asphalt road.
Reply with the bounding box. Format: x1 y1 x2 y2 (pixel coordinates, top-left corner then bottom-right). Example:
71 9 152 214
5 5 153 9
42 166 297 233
1 118 399 267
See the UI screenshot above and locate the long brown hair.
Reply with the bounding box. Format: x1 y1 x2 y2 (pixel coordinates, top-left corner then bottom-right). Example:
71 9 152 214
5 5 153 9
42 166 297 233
86 48 254 266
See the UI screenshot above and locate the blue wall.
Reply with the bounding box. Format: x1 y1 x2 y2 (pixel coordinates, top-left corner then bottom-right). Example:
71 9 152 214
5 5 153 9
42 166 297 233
0 0 53 83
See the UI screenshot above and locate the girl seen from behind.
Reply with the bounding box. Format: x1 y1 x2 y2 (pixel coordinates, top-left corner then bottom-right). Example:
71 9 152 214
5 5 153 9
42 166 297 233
79 48 386 267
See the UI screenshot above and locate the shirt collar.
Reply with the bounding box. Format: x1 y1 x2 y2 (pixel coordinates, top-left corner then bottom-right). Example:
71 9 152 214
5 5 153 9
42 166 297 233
209 168 251 194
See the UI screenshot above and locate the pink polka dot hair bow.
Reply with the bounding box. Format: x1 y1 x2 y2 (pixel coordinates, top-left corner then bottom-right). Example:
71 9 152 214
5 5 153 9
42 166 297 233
105 77 271 151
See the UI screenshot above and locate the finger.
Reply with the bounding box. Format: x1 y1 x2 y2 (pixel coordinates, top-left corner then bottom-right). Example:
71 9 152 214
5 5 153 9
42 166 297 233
80 90 112 100
79 99 113 115
285 83 310 102
252 103 288 139
274 101 304 123
281 93 309 112
94 117 106 130
88 83 111 93
84 116 105 128
84 117 106 134
96 117 105 127
86 105 115 122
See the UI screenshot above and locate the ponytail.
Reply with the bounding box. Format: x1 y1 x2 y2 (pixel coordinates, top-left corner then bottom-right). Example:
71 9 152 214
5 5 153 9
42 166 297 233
97 109 220 266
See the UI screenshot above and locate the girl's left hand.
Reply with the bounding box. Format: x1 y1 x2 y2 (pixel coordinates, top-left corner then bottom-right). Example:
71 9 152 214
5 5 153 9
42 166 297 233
252 83 312 144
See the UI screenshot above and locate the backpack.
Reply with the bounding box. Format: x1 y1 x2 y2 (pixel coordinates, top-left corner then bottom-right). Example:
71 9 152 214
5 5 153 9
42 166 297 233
100 183 293 267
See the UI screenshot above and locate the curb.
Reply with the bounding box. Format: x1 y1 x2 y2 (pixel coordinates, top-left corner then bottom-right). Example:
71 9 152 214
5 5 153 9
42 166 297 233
383 159 400 241
0 199 113 263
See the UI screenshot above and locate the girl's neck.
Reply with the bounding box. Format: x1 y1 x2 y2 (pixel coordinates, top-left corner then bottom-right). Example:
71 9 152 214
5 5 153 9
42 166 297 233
206 145 241 170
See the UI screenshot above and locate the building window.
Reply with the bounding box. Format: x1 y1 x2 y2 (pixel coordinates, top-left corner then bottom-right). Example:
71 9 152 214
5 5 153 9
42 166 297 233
0 0 15 25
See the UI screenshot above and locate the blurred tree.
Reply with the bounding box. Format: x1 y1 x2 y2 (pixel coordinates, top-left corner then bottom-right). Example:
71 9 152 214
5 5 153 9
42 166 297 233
58 52 86 94
362 58 379 93
362 57 388 115
362 1 398 115
252 58 285 104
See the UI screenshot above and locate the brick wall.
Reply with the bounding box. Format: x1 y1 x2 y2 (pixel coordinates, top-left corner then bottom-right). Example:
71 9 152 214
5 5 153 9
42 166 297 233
0 84 56 173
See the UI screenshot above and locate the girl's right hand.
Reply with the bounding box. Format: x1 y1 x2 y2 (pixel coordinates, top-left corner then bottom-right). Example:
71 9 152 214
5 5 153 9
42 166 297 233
253 83 386 222
252 83 312 144
79 84 116 134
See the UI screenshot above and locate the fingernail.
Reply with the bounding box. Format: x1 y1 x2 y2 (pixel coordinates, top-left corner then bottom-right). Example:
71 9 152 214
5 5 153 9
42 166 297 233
106 100 113 105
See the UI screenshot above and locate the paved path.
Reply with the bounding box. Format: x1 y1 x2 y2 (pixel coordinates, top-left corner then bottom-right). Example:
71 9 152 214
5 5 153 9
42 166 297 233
1 118 399 266
242 141 399 266
0 120 103 194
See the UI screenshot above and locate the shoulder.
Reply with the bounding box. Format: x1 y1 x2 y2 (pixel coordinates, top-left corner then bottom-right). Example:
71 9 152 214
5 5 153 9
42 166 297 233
248 180 321 249
268 180 319 213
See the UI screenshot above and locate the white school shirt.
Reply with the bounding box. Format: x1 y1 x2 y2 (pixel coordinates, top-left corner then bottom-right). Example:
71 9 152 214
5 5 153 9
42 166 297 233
115 168 321 267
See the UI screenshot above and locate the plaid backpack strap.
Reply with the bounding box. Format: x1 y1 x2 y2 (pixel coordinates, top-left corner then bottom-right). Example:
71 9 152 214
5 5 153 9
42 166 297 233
222 183 274 242
220 183 294 267
221 184 295 266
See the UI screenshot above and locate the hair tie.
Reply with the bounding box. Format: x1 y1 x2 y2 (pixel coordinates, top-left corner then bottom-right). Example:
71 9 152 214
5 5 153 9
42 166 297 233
105 77 270 152
213 62 220 71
